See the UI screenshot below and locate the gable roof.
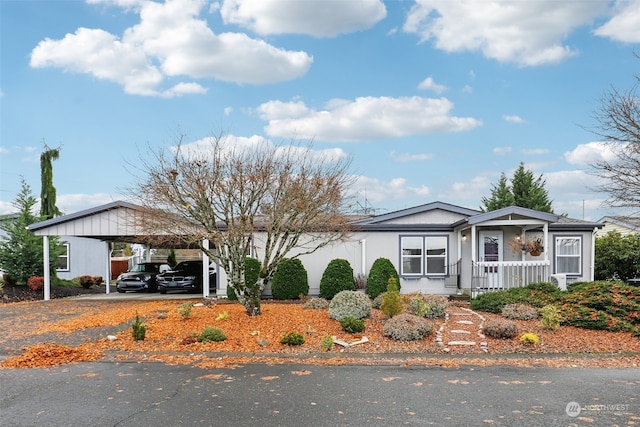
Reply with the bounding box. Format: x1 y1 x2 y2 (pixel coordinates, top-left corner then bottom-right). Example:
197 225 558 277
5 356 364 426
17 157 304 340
353 201 480 225
597 215 640 232
463 206 560 225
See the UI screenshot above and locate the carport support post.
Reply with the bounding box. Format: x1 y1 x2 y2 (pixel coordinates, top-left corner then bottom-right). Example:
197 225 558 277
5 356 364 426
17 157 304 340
105 242 112 294
43 236 50 301
202 239 210 298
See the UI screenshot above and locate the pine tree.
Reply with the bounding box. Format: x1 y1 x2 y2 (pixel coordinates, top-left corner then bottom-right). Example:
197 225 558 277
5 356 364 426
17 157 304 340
40 145 63 220
481 173 515 211
0 178 47 282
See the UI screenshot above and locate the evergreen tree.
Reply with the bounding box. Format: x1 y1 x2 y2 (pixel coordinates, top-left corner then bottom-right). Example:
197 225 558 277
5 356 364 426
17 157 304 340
0 178 50 282
481 173 515 211
40 145 63 220
482 163 553 212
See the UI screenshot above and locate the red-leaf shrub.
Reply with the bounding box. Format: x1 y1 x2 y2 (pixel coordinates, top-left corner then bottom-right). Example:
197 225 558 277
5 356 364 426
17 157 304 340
27 276 44 291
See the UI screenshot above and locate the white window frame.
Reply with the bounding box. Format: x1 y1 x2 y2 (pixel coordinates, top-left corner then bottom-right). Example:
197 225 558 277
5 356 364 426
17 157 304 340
57 242 70 272
400 235 448 277
554 235 582 276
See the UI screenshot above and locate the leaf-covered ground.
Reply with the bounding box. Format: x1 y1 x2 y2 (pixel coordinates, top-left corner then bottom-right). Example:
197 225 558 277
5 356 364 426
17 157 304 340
1 298 639 369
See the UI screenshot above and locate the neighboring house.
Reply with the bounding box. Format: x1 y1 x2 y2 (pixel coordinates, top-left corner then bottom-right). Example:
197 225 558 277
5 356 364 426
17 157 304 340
595 215 640 237
1 212 108 280
28 200 603 299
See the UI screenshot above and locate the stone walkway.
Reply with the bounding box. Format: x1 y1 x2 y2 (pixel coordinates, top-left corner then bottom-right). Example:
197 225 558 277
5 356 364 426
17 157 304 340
435 304 488 353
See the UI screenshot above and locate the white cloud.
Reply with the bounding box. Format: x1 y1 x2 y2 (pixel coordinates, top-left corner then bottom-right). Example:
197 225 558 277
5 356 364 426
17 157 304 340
224 107 233 116
417 76 446 94
350 175 430 208
30 0 313 96
564 141 621 165
0 147 8 155
594 0 640 43
257 96 482 142
502 114 525 123
403 1 609 66
219 0 387 37
389 150 433 162
493 147 512 156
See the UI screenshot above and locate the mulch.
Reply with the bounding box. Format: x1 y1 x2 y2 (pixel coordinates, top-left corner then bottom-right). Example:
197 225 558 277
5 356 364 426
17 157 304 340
1 293 639 369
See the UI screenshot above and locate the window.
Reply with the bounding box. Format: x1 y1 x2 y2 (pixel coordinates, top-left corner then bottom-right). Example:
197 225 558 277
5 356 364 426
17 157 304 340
57 243 70 272
555 236 581 275
400 235 447 276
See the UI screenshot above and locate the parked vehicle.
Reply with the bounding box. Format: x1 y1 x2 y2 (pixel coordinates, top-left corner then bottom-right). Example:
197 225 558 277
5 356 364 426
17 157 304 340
156 260 216 294
116 262 171 293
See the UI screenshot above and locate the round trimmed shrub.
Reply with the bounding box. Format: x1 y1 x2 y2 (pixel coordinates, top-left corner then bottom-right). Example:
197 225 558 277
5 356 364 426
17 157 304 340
280 331 305 346
328 290 372 321
382 313 432 341
501 303 539 320
271 258 309 300
409 294 449 319
372 292 386 309
367 258 400 299
303 297 330 309
198 327 227 342
226 257 261 301
319 259 355 299
339 316 366 333
483 319 518 339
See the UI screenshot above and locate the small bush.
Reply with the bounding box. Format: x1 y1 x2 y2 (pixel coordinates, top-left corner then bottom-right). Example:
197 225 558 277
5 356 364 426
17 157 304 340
79 275 101 289
216 311 229 321
367 257 400 299
408 294 448 319
540 304 562 331
271 258 309 300
178 303 193 318
483 319 518 339
27 276 44 291
280 331 305 346
501 303 539 320
382 313 433 341
198 327 227 342
381 278 403 318
339 316 366 334
321 336 334 351
328 290 372 321
520 333 539 346
319 259 356 299
303 297 330 309
470 290 514 313
372 292 386 309
131 314 146 341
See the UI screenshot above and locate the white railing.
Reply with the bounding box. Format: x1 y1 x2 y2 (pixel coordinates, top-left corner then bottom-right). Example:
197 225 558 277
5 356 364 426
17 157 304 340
472 260 550 297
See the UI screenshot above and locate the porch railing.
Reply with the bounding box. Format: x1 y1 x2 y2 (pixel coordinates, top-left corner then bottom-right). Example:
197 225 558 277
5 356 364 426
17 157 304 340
471 260 550 297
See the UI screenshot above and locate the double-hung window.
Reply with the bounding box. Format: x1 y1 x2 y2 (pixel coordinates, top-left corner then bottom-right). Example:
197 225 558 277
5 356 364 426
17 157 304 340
57 243 70 272
400 235 447 276
555 236 581 275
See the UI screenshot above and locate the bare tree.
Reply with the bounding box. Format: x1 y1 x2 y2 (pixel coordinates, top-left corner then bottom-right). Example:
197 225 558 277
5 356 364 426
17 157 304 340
131 134 354 315
591 61 640 209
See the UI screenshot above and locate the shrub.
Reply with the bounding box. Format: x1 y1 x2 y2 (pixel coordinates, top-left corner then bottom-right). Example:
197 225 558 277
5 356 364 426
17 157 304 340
321 336 334 351
227 257 262 300
372 292 386 309
78 275 101 289
303 297 330 309
178 303 193 318
408 294 448 319
131 314 146 341
367 258 400 299
271 258 309 300
501 303 539 320
383 313 432 341
471 282 563 313
381 278 403 318
340 316 366 334
319 259 355 299
198 327 227 342
470 290 514 313
540 304 563 331
328 290 372 321
520 333 539 346
280 331 305 346
483 319 518 339
27 276 44 291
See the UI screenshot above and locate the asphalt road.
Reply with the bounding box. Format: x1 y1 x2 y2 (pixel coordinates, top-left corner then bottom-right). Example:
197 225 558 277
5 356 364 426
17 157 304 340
1 361 638 426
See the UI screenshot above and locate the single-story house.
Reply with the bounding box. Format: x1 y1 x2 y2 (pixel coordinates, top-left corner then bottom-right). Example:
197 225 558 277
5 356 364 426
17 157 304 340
27 200 603 300
595 215 640 237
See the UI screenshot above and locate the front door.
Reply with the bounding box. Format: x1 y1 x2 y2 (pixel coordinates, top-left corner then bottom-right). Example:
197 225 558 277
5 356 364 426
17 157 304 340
479 231 503 288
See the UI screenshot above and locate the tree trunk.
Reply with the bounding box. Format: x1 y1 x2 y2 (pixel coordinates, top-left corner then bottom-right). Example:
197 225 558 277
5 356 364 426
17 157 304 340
229 269 263 316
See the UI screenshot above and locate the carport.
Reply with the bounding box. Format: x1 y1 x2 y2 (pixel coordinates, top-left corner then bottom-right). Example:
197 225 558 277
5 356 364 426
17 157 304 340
28 201 217 300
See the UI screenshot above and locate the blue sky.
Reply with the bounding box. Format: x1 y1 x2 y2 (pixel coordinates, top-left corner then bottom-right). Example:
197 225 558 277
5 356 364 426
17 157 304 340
1 0 639 221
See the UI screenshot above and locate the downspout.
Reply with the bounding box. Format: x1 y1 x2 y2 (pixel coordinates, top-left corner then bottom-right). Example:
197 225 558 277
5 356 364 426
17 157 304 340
360 239 366 275
43 236 50 301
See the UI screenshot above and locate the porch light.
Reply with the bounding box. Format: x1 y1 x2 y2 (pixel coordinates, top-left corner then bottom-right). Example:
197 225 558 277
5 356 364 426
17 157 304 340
462 234 467 240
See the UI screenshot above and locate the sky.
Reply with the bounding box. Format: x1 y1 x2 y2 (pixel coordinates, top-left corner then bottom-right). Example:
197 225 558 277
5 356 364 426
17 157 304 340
1 0 639 221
